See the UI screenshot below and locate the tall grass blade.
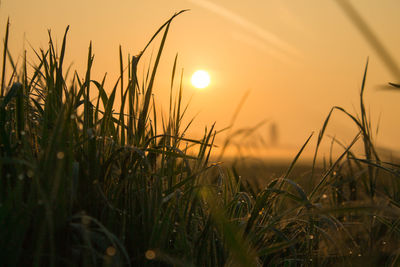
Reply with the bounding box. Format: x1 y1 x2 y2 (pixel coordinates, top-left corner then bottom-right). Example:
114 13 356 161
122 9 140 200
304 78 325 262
335 0 400 78
1 18 10 97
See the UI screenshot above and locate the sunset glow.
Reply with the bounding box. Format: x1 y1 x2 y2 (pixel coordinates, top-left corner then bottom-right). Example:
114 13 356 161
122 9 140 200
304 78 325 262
3 1 400 265
191 70 210 89
2 0 400 150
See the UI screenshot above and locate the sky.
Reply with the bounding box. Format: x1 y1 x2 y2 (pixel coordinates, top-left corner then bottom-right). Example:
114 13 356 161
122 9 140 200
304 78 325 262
2 0 400 158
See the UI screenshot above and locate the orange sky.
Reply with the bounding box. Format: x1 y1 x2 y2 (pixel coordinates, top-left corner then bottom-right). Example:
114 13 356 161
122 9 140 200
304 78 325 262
2 0 400 157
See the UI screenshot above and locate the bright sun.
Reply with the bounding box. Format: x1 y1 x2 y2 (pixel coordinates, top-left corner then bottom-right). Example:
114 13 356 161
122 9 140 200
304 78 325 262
191 70 210 89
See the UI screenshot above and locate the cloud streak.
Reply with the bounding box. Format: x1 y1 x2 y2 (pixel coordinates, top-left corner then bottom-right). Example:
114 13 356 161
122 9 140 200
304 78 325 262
186 0 301 60
230 31 294 64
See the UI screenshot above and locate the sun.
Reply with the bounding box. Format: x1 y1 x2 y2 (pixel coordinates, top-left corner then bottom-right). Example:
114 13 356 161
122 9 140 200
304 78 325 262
191 70 210 89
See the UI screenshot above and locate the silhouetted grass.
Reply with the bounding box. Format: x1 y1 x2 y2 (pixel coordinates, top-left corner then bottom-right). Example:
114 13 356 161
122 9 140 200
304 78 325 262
1 10 400 267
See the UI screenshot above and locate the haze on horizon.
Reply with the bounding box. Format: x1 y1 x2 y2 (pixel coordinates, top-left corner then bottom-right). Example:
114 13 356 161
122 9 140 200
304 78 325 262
2 0 400 158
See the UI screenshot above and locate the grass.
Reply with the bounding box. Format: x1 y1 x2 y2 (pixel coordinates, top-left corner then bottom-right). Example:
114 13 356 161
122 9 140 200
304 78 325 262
1 10 400 267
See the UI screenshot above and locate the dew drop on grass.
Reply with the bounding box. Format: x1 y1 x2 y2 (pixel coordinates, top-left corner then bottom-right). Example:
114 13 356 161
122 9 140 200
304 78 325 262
145 250 156 260
81 215 91 225
358 253 362 257
20 131 25 136
27 170 34 178
57 151 65 159
106 246 117 256
382 241 386 245
309 235 314 240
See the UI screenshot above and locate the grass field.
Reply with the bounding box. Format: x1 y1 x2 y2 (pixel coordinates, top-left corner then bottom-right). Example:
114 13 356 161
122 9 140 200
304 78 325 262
1 10 400 267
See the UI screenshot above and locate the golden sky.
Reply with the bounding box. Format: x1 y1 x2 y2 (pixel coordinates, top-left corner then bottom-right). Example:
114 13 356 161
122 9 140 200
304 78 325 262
2 0 400 157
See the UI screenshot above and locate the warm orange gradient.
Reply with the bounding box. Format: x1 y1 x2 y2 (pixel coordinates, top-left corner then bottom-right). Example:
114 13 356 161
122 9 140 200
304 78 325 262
2 0 400 158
